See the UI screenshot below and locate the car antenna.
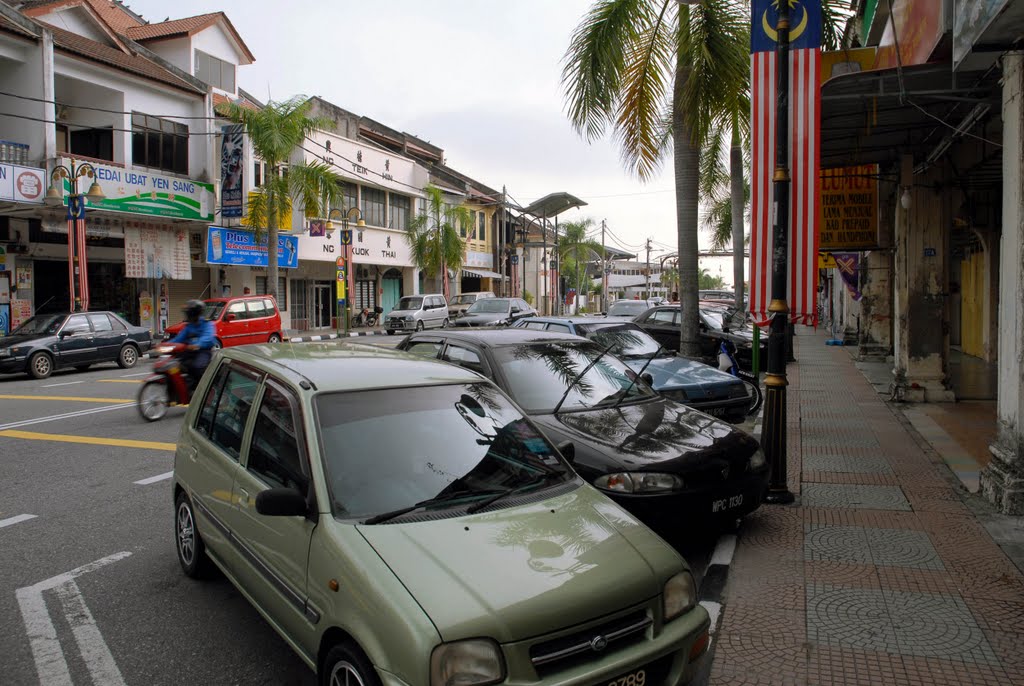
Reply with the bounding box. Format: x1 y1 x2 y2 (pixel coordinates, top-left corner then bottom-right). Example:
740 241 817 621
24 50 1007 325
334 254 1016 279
552 342 617 415
612 343 664 409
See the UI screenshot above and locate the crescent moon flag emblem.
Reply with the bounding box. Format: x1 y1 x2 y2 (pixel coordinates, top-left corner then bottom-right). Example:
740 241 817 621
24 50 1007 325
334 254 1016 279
762 3 808 43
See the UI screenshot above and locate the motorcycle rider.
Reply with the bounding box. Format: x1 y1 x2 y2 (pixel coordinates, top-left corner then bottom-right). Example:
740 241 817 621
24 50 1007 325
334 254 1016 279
170 300 216 390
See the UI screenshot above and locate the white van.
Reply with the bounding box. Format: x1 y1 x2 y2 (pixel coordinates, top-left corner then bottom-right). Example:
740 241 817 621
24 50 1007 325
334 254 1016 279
385 294 449 334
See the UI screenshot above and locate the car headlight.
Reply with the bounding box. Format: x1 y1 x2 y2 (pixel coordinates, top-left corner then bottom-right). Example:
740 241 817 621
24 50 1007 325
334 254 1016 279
749 449 766 469
404 315 414 321
430 639 505 686
593 472 684 493
663 572 697 622
0 348 11 358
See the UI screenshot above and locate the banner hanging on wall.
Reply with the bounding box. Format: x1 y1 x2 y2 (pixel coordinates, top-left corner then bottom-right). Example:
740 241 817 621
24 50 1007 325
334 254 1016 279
123 224 192 280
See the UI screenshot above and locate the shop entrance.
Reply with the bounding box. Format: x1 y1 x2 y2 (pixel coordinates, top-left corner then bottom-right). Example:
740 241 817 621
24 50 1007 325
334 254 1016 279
33 259 137 321
381 269 402 315
311 282 333 329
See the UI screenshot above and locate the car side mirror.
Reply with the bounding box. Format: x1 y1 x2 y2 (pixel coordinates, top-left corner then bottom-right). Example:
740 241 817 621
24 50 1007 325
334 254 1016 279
225 313 237 322
60 327 86 338
641 373 654 386
255 487 308 517
556 440 575 464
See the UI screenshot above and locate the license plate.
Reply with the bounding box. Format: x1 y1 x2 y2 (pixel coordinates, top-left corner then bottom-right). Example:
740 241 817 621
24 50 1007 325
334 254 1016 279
605 666 647 686
705 406 727 416
711 494 744 513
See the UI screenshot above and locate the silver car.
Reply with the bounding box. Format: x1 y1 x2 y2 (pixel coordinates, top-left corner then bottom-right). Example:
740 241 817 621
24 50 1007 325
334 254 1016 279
386 294 449 334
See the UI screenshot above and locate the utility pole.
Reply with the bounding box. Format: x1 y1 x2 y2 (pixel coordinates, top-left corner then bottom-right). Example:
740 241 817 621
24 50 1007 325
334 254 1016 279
500 186 507 297
602 219 608 310
645 238 652 299
762 0 795 505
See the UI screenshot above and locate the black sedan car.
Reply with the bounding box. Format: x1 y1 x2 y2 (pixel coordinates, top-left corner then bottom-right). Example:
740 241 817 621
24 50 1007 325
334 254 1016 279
397 329 767 532
634 304 768 370
0 312 152 379
452 297 537 327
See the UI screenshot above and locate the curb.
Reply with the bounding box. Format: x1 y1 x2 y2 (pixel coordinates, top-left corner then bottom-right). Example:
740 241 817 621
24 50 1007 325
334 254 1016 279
285 331 392 342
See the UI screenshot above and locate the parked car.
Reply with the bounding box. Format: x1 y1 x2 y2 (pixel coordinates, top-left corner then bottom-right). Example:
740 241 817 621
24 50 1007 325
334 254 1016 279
634 304 767 370
604 299 658 318
448 290 496 319
172 342 711 686
0 311 152 379
163 295 282 348
385 293 449 334
452 296 537 327
398 329 768 531
513 317 751 422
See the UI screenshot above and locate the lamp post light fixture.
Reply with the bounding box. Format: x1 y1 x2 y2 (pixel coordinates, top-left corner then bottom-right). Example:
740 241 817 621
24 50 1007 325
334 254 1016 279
327 207 365 335
45 159 105 313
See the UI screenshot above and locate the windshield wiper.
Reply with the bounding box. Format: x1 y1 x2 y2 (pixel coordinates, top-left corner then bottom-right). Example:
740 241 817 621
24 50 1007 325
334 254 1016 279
465 473 562 514
362 488 499 525
611 343 664 409
552 342 617 415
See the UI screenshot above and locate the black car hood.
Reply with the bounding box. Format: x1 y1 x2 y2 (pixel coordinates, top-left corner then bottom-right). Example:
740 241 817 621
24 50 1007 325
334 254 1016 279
0 334 50 348
455 313 508 326
530 397 758 476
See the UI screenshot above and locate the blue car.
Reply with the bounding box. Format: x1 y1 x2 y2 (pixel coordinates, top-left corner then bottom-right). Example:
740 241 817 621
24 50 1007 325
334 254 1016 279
513 316 751 423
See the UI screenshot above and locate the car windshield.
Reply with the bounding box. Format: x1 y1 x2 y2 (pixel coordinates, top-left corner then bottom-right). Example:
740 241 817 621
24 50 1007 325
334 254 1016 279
395 297 423 311
468 299 510 314
607 300 649 317
452 294 476 305
10 314 65 335
316 383 573 519
202 302 226 321
701 309 726 331
492 341 657 413
576 323 663 358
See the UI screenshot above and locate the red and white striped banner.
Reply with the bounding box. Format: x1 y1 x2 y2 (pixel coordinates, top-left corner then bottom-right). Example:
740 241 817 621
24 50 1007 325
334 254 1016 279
77 217 89 311
749 1 821 328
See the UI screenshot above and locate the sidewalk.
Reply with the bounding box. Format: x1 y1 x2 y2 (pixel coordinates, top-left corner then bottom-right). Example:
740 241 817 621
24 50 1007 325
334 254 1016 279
710 328 1024 685
284 325 390 342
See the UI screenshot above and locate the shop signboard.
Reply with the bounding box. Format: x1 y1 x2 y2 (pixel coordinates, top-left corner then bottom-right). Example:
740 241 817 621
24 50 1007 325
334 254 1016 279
0 163 46 204
42 215 125 238
206 227 299 269
954 0 1011 69
58 157 214 221
298 233 340 261
220 125 244 218
349 228 413 267
10 299 30 330
305 131 430 197
123 223 192 280
819 164 879 250
465 250 494 270
874 0 943 69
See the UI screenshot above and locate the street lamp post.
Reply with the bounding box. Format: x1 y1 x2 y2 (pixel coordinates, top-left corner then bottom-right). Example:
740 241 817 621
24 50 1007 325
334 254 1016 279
327 207 365 336
45 159 105 313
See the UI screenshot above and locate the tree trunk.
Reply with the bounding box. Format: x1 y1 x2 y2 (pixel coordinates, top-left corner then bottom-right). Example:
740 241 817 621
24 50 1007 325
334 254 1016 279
730 125 744 313
267 191 278 302
674 26 701 358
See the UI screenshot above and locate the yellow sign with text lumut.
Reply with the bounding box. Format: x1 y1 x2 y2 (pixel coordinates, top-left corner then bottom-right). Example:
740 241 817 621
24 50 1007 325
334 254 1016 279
819 164 878 250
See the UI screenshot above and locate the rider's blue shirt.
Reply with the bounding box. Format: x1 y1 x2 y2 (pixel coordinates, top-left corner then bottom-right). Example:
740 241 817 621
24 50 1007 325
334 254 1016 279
170 319 216 349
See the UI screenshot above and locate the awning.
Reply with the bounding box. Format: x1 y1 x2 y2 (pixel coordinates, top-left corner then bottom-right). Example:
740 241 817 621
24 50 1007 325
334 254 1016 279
821 63 1002 176
523 192 587 218
463 269 506 280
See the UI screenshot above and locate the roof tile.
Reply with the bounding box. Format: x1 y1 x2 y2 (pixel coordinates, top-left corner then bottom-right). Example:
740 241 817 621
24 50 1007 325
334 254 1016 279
123 12 218 40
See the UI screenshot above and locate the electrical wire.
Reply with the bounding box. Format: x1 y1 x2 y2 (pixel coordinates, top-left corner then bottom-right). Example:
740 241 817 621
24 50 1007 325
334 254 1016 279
0 90 218 119
0 110 224 134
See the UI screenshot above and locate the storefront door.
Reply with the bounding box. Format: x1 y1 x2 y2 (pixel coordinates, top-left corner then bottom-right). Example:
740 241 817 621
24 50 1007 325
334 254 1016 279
381 272 401 316
312 282 332 329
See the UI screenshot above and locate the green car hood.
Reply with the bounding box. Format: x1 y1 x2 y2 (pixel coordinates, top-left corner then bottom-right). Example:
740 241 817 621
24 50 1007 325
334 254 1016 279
357 484 683 643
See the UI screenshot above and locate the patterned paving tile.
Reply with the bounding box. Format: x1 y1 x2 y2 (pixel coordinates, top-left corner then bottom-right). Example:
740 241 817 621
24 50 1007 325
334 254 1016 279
806 584 999 664
802 484 912 511
803 453 894 474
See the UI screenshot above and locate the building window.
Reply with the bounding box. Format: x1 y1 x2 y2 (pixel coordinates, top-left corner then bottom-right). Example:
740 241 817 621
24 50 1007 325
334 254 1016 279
253 159 265 187
361 186 386 227
132 113 188 174
389 193 410 230
342 184 358 217
256 275 287 310
70 127 114 161
458 206 467 238
478 211 486 242
194 50 236 92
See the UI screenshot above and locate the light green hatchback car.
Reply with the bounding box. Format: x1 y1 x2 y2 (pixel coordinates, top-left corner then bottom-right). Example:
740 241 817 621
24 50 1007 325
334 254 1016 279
172 343 711 686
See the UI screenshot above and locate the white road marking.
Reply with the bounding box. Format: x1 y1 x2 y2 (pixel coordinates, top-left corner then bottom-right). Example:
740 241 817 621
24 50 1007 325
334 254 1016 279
16 552 132 686
134 471 173 485
700 600 722 634
120 372 151 378
709 534 737 567
0 403 132 432
0 514 38 529
41 381 85 388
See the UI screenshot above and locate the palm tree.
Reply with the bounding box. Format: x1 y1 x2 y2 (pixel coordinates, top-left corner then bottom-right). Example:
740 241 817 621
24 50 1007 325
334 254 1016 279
659 262 679 300
216 96 343 301
558 218 605 314
406 185 471 296
563 0 749 357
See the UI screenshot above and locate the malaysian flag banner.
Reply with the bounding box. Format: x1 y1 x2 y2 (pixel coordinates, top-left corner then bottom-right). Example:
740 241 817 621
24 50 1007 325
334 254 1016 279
749 0 821 327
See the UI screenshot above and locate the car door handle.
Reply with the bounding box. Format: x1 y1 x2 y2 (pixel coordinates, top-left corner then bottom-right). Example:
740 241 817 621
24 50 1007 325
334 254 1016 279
186 446 198 461
238 487 250 507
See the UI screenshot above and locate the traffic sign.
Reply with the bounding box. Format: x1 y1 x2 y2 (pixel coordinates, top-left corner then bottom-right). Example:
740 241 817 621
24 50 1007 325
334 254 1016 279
341 229 353 246
336 256 346 268
511 254 519 265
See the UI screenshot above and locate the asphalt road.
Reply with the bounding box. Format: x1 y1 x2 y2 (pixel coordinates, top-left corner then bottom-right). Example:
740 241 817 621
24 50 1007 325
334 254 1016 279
0 337 722 686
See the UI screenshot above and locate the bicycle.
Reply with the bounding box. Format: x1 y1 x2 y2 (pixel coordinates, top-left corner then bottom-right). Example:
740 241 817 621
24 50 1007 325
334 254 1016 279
717 340 764 416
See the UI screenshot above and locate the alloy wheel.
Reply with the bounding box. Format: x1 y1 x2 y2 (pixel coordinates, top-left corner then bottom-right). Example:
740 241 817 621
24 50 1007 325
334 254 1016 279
176 501 195 567
31 354 52 378
121 346 138 366
329 661 366 686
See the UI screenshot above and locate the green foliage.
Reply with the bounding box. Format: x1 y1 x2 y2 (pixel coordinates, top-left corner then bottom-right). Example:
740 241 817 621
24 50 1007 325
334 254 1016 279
523 290 534 305
405 185 468 281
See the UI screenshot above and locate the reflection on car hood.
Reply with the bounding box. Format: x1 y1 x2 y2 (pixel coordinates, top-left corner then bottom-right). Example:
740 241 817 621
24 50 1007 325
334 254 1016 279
357 485 683 643
531 396 758 472
624 356 743 394
0 333 46 347
386 309 419 318
454 313 507 325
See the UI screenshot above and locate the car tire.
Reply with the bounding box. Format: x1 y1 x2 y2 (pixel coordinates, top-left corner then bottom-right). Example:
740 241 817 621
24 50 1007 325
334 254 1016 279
28 352 53 380
442 318 449 328
416 321 424 332
268 333 282 343
117 344 139 369
175 491 215 579
386 330 395 336
75 364 91 372
212 339 223 350
319 641 381 686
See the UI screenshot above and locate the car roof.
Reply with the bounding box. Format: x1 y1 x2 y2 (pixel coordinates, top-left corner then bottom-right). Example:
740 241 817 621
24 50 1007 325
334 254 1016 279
523 316 638 327
410 328 585 347
218 342 485 392
204 295 273 303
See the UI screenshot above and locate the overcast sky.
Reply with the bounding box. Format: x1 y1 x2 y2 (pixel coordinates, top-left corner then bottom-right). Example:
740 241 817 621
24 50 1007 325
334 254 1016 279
127 0 733 282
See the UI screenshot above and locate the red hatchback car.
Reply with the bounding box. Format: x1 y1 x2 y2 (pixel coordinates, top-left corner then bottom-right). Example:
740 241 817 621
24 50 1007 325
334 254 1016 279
163 295 283 348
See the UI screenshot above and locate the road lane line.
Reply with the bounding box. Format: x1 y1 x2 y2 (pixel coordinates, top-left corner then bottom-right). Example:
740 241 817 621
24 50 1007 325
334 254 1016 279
98 379 142 383
0 430 175 451
0 514 38 529
16 552 131 686
55 580 127 686
41 381 85 388
134 471 173 485
0 394 133 404
0 403 133 431
120 372 151 377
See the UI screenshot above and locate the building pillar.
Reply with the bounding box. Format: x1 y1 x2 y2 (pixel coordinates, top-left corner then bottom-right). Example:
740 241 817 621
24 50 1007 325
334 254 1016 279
983 52 1024 514
858 178 895 359
892 154 955 402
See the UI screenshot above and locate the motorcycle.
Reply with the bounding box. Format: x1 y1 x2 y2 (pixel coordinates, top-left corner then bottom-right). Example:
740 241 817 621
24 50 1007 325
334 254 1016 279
137 342 194 422
718 340 764 416
355 306 383 327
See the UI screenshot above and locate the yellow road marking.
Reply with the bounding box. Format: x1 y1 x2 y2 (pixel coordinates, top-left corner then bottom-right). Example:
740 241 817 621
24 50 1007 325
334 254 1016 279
0 430 175 451
98 379 143 384
0 394 133 404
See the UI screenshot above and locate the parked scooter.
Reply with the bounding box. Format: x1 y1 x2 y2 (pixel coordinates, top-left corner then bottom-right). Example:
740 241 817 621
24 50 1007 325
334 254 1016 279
718 340 764 416
355 306 383 327
138 342 194 421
